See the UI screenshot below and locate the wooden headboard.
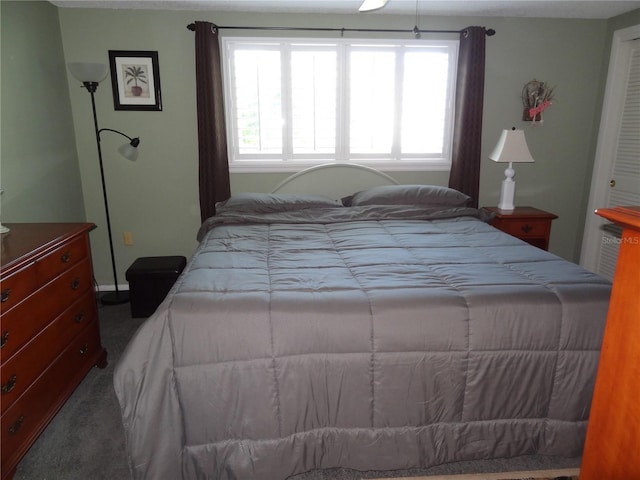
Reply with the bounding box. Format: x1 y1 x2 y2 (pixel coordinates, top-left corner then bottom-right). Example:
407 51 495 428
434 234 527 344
271 163 399 199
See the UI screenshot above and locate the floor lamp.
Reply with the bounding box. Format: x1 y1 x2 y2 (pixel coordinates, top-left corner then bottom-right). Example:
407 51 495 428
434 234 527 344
68 62 140 305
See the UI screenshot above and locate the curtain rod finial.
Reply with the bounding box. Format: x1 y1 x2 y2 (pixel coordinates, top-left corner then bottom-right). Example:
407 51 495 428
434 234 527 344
486 28 496 36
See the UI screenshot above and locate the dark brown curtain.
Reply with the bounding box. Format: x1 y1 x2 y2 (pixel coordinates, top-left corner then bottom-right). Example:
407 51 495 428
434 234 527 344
193 21 231 222
448 26 490 208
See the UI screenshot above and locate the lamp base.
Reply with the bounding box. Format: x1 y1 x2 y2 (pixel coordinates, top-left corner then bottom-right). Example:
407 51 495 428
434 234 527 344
498 178 516 211
101 290 130 305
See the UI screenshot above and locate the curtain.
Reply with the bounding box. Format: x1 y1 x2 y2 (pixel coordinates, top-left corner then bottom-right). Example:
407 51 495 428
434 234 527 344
448 26 490 208
193 21 231 222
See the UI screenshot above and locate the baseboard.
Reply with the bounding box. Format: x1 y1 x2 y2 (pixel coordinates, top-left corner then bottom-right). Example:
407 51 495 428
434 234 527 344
94 283 130 292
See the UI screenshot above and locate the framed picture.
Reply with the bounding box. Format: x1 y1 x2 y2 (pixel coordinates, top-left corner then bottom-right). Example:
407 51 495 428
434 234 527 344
108 50 162 111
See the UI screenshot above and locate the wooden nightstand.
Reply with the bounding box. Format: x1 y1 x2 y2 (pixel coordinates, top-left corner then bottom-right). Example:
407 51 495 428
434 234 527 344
483 206 558 250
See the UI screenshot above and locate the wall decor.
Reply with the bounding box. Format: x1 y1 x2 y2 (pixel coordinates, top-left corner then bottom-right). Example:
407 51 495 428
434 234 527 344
108 50 162 111
522 79 554 124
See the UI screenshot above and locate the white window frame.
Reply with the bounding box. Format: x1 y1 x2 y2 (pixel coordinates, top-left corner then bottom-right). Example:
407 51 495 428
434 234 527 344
222 37 459 173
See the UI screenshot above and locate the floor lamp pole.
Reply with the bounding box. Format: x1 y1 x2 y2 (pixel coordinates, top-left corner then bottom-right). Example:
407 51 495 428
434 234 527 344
88 85 130 305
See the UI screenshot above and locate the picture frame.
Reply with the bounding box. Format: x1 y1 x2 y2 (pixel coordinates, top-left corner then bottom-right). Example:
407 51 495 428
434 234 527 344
108 50 162 111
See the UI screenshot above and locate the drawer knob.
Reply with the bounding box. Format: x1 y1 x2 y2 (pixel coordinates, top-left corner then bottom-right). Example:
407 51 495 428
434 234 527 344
61 252 72 263
1 374 17 394
79 344 89 355
521 224 533 233
0 330 8 348
74 312 85 324
1 289 10 303
70 278 81 291
8 415 24 436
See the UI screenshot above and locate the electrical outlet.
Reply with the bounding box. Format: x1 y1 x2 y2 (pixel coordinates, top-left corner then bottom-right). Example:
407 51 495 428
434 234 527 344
123 231 134 246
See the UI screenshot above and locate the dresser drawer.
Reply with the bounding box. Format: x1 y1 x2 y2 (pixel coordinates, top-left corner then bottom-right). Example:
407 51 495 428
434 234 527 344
1 259 94 365
35 235 89 286
1 319 103 472
493 218 551 239
0 290 97 413
0 265 38 314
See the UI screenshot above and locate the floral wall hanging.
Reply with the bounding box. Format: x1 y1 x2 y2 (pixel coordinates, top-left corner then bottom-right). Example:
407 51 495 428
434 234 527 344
522 79 555 125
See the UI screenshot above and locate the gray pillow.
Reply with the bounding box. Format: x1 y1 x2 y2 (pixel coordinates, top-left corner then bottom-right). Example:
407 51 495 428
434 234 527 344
344 185 471 207
216 193 341 214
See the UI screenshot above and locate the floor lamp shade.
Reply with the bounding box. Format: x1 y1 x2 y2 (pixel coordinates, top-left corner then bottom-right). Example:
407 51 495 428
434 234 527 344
67 62 108 83
489 128 535 211
118 140 139 161
68 61 140 305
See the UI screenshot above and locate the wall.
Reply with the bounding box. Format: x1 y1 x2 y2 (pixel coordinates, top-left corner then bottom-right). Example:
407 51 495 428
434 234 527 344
50 5 629 286
1 1 85 223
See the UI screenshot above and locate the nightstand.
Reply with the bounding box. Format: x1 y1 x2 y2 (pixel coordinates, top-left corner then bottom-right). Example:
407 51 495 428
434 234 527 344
483 206 558 250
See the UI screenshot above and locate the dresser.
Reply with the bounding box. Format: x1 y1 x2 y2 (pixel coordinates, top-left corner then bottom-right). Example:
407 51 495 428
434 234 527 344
580 206 640 479
483 206 558 250
0 223 107 480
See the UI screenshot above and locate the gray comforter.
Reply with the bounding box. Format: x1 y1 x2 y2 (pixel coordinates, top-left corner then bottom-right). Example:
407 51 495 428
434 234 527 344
114 206 610 480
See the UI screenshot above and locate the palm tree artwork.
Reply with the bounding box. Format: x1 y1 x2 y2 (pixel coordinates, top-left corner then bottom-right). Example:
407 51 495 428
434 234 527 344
123 64 148 97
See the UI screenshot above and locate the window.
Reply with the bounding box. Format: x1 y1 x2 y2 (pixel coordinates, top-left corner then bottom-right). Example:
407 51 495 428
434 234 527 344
222 37 458 172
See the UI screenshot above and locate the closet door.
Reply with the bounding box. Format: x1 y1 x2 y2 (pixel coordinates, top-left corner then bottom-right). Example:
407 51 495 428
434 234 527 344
580 27 640 279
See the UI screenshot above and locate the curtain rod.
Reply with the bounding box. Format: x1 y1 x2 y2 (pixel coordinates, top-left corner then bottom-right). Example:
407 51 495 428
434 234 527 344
187 23 495 37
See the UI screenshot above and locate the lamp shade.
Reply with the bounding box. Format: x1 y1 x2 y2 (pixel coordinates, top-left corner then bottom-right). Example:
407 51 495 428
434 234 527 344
359 0 389 12
117 138 140 161
489 128 535 164
67 62 109 83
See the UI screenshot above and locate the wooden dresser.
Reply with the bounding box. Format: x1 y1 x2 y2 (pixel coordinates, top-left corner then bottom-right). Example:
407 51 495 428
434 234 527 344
0 223 107 480
581 206 640 479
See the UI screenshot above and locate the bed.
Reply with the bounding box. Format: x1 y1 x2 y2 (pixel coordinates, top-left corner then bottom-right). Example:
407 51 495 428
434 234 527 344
114 165 610 480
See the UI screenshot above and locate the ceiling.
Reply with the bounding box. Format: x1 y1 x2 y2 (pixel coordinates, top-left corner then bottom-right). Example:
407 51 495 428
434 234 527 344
49 0 640 20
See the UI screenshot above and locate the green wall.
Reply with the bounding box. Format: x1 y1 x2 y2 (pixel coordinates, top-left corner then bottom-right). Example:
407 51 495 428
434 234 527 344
3 1 639 287
1 1 85 223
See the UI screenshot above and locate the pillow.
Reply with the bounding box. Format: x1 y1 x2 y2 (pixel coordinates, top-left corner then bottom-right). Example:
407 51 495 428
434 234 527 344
216 193 341 214
344 185 471 208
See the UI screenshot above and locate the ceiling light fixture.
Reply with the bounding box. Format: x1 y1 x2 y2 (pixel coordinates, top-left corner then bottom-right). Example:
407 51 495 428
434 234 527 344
358 0 389 12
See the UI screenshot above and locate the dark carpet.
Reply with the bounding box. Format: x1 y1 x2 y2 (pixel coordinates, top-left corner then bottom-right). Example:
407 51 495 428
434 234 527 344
14 302 581 479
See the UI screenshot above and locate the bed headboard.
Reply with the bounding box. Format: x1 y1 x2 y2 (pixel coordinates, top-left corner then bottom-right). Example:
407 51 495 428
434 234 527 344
271 163 399 199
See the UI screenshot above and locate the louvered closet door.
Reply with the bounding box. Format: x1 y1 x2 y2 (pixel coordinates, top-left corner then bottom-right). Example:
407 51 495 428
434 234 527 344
596 39 640 280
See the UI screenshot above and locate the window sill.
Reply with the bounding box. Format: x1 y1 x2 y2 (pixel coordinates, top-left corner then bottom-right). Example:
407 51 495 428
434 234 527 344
229 160 451 174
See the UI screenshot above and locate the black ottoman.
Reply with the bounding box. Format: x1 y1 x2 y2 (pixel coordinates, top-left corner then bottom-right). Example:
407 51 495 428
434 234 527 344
125 256 187 318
